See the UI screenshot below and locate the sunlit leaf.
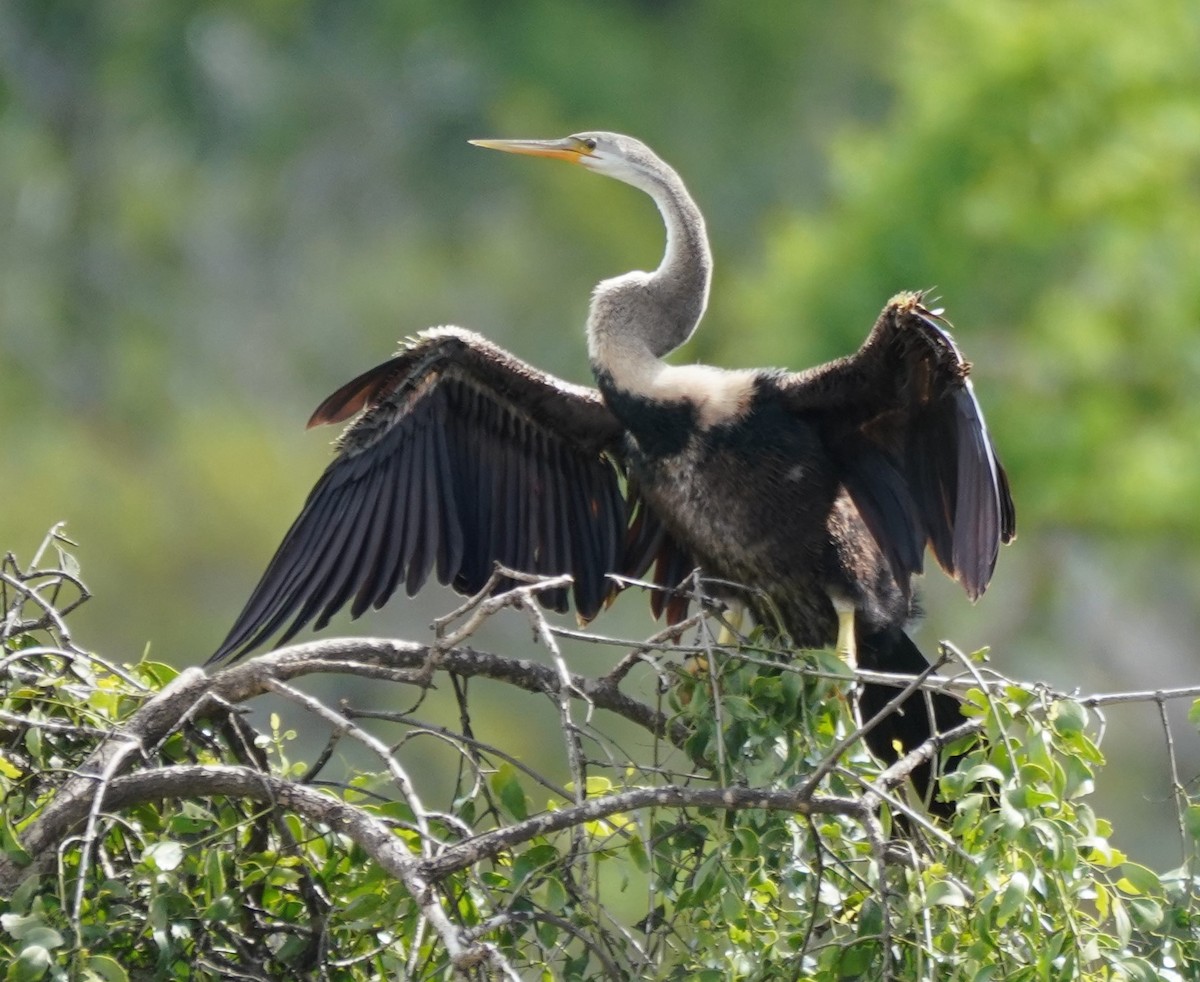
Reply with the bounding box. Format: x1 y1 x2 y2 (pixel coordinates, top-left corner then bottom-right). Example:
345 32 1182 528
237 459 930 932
143 840 184 872
1116 862 1162 897
0 753 24 781
1050 699 1087 736
491 765 528 821
996 871 1029 924
926 880 967 907
6 945 51 982
85 954 131 982
1128 896 1164 931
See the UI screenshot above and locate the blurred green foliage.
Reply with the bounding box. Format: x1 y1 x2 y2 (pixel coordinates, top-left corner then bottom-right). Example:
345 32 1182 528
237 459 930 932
3 0 1200 863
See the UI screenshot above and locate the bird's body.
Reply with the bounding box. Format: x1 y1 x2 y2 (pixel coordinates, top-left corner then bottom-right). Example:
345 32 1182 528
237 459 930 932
604 360 902 643
210 132 1015 812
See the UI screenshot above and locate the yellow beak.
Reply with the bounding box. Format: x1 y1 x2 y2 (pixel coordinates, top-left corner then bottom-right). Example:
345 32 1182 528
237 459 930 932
468 137 594 163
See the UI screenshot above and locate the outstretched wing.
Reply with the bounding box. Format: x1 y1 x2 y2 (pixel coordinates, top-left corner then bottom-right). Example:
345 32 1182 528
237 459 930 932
622 475 696 626
210 327 632 663
782 292 1015 599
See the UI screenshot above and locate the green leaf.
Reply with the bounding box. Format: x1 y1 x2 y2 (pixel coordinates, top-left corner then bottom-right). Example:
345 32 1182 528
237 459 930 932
0 914 45 940
628 833 650 873
1116 862 1161 897
1028 819 1064 865
5 945 51 982
491 765 528 821
15 928 62 952
998 795 1026 833
6 877 38 917
964 763 1005 785
135 661 179 688
1117 955 1163 982
690 852 723 904
341 891 384 926
1080 835 1122 866
22 728 41 765
144 840 184 872
1015 761 1052 789
204 847 226 898
0 753 23 780
1185 805 1200 841
781 667 804 704
719 887 741 923
1050 699 1087 736
1062 755 1094 800
926 880 967 907
544 876 567 913
837 940 876 976
857 899 883 937
513 843 558 885
996 871 1029 924
962 687 991 715
1112 895 1132 947
1127 896 1163 930
84 955 130 982
583 775 613 796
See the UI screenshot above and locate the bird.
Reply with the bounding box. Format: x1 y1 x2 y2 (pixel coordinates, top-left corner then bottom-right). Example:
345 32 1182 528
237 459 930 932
208 131 1015 814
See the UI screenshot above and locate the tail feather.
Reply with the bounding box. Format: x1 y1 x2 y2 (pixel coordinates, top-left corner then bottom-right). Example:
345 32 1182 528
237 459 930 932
856 626 966 819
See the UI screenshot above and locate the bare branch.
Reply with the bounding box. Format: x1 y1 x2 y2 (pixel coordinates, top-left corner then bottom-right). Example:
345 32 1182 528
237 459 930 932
0 634 690 894
797 647 953 802
417 783 864 882
209 638 689 749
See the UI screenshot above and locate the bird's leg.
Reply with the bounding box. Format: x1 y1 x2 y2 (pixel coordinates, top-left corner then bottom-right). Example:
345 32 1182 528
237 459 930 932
832 599 863 730
833 600 857 669
678 602 743 706
716 601 745 646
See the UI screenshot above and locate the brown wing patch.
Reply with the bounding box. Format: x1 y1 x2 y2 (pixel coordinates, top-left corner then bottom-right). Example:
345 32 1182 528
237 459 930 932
308 357 411 427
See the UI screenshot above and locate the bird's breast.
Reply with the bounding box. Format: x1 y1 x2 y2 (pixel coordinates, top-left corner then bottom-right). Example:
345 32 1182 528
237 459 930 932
605 378 843 601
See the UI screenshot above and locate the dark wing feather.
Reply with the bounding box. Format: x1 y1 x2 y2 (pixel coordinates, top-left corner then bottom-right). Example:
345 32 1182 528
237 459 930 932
621 476 696 624
210 327 629 664
837 438 928 588
404 421 438 597
782 292 1015 599
433 407 464 584
350 445 401 618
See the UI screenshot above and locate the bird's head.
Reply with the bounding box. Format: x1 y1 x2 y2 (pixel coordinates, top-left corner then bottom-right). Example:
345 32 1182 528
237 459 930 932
470 132 673 195
471 130 710 358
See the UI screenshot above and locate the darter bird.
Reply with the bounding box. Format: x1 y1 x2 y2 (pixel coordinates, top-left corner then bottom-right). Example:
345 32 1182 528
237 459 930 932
209 132 1015 814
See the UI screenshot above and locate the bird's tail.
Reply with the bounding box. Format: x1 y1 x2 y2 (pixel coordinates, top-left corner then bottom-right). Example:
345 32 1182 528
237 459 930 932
856 626 966 819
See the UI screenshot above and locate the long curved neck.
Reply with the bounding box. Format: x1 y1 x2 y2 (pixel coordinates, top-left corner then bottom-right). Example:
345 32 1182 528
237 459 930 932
648 172 711 348
587 165 712 380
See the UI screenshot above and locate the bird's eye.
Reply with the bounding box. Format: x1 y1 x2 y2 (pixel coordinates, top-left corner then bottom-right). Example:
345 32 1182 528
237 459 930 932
583 138 597 151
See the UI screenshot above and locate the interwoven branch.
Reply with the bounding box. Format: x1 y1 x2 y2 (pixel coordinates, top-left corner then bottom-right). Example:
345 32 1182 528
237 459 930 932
6 536 1200 979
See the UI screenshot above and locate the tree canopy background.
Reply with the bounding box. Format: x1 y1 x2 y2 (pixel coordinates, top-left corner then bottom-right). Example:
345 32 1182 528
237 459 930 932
3 0 1200 865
